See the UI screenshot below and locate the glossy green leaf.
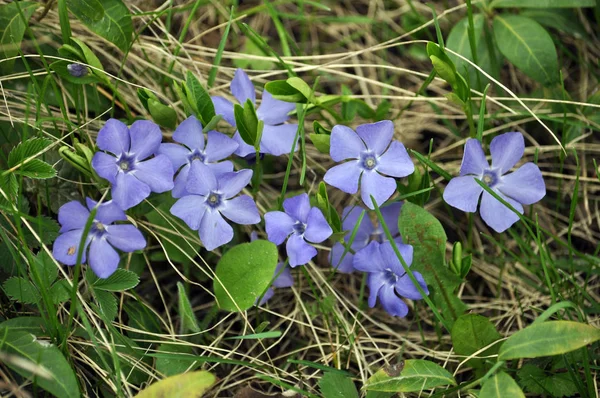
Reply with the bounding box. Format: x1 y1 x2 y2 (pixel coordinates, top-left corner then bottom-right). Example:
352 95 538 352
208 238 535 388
185 71 216 126
498 320 600 360
451 314 501 368
213 240 278 312
490 0 595 7
234 99 259 147
49 60 101 84
71 37 106 79
265 80 306 103
148 99 177 130
0 328 80 398
3 277 38 304
493 15 559 86
365 360 456 392
319 372 359 398
310 133 330 154
66 0 133 52
521 9 588 38
0 2 38 74
177 282 200 333
92 269 140 291
286 77 316 103
479 372 524 398
0 317 44 335
135 370 216 398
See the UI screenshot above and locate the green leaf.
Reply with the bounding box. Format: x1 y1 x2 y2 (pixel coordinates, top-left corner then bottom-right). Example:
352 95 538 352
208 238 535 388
0 2 38 74
451 314 501 369
0 328 80 398
70 37 107 80
177 282 200 333
479 372 525 398
265 80 306 103
0 317 44 335
14 159 56 179
49 279 71 304
521 9 588 38
319 372 359 398
50 60 101 84
8 137 53 168
310 133 330 154
398 202 466 327
517 364 578 397
66 0 133 52
234 99 259 147
498 321 600 360
365 360 456 392
287 77 316 103
185 71 216 125
155 343 199 377
26 215 60 247
33 250 58 287
3 277 38 304
94 289 117 321
93 269 140 291
213 240 279 312
493 15 559 86
148 98 177 130
490 0 595 8
134 370 216 398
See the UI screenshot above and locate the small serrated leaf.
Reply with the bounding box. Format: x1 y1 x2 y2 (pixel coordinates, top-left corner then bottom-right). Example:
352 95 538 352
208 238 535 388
94 289 117 320
14 159 56 179
8 137 53 168
93 269 139 291
3 277 39 304
49 280 71 304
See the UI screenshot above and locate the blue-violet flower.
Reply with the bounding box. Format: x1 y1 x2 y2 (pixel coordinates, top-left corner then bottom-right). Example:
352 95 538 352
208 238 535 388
330 202 402 273
52 199 146 278
212 68 298 157
324 121 414 209
92 119 174 210
157 115 238 198
354 241 428 317
170 161 260 251
443 132 545 232
67 63 89 77
265 193 333 267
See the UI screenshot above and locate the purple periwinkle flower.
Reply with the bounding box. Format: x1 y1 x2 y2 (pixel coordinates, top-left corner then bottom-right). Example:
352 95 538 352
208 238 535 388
330 202 402 273
324 121 414 209
212 68 299 157
170 161 260 251
354 241 428 318
67 63 89 77
257 262 294 305
443 132 545 233
52 199 146 278
157 115 238 198
92 119 174 210
265 193 333 267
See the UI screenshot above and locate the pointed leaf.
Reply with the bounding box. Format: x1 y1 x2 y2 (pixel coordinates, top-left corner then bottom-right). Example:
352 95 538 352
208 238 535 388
319 372 359 398
365 359 456 392
93 269 140 291
3 277 38 304
479 372 525 398
134 370 216 398
177 282 200 333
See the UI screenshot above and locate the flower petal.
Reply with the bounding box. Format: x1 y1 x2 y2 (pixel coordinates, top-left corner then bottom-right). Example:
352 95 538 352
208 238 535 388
379 241 413 276
199 210 233 251
353 241 386 272
329 243 356 273
106 225 146 252
221 195 260 225
207 160 234 176
460 139 488 176
376 141 414 178
173 115 205 151
204 130 238 162
88 238 120 279
367 272 386 308
378 284 409 317
231 69 255 105
52 229 89 265
58 201 89 233
490 132 524 174
217 169 253 199
157 143 190 172
356 120 393 156
443 175 484 212
272 262 294 288
92 152 118 184
170 195 207 230
172 163 191 198
395 271 428 300
330 125 364 162
257 288 275 305
286 234 317 267
85 199 126 225
232 131 256 157
186 161 217 196
133 155 174 193
112 172 151 210
260 124 299 156
212 96 236 126
256 91 295 125
324 162 362 194
96 119 130 155
360 171 396 210
380 202 403 237
304 208 332 243
479 190 523 233
283 193 311 223
129 120 162 160
264 211 295 245
341 206 371 236
497 162 546 205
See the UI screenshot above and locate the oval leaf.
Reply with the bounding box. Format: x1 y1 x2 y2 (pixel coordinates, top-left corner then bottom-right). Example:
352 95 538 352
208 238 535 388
451 314 501 366
365 359 456 392
135 370 216 398
499 320 600 361
213 240 278 312
479 372 525 398
493 15 559 86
